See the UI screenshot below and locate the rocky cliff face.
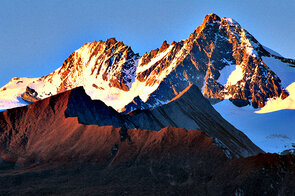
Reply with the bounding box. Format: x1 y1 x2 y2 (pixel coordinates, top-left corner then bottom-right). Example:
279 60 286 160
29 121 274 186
125 13 288 112
0 13 293 112
0 38 140 110
26 38 140 99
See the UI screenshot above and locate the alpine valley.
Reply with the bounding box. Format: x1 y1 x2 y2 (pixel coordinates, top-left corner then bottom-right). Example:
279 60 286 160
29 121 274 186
0 13 294 195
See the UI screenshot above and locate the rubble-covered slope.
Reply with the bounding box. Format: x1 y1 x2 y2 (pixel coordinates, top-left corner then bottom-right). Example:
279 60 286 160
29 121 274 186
0 87 293 196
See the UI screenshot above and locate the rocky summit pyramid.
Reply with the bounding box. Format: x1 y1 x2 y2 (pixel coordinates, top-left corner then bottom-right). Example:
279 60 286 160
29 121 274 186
1 13 294 113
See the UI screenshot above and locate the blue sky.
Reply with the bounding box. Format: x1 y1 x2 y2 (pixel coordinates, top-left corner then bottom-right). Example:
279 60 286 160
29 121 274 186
0 0 294 87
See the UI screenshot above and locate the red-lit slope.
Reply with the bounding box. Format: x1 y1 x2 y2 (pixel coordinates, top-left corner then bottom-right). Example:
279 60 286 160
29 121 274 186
0 85 263 162
0 95 225 165
0 88 294 195
0 87 225 167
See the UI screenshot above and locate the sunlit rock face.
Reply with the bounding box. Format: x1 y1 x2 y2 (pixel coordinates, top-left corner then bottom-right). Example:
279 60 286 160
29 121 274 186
126 13 286 112
1 13 294 112
0 38 140 110
27 38 140 107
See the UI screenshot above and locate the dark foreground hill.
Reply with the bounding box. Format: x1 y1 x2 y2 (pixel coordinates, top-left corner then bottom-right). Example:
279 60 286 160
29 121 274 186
0 128 294 195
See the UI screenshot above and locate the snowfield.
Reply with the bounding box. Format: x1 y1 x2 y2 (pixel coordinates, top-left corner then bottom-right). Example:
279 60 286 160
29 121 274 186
0 77 38 110
256 82 295 113
214 99 295 153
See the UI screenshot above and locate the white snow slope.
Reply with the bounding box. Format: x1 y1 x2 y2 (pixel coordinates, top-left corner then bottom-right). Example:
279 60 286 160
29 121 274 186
0 77 38 110
256 55 295 113
214 99 295 153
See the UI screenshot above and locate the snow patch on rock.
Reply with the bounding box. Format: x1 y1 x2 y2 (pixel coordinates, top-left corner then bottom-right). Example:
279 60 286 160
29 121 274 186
240 29 258 57
256 82 295 113
136 45 174 73
217 58 236 85
262 56 294 88
0 77 38 110
225 64 243 86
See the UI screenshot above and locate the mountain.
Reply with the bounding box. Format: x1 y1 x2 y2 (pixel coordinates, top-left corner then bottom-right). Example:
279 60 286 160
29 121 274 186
0 85 262 161
127 84 263 157
0 38 140 110
212 45 295 154
1 13 294 113
0 13 294 154
123 13 294 112
0 87 294 195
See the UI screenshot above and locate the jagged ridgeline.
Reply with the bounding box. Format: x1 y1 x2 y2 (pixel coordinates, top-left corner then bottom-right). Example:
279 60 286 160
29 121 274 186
0 13 293 112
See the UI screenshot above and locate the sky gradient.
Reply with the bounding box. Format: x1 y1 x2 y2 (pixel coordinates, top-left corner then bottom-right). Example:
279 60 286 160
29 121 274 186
0 0 294 87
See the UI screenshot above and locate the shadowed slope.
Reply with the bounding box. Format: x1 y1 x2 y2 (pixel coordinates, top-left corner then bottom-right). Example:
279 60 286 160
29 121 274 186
0 87 223 167
127 84 263 157
0 85 262 161
63 85 263 157
0 141 294 195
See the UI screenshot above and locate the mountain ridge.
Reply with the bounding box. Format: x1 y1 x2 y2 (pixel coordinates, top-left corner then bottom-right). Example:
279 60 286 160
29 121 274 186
0 85 293 195
0 84 262 160
0 13 294 194
0 13 294 113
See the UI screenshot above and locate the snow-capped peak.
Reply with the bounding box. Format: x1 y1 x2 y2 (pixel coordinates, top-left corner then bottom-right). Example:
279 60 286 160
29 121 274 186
0 13 294 114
